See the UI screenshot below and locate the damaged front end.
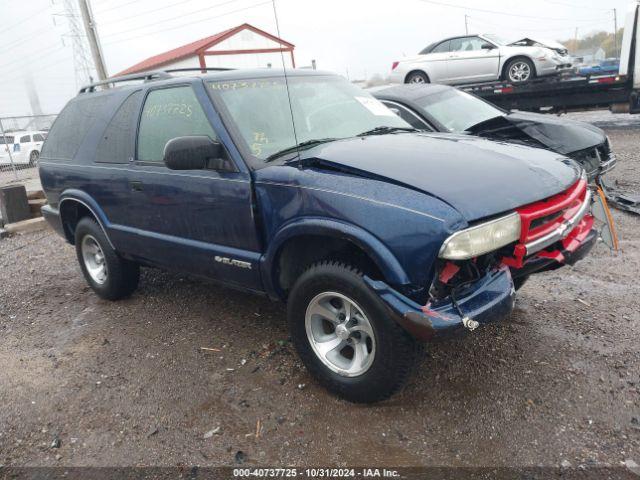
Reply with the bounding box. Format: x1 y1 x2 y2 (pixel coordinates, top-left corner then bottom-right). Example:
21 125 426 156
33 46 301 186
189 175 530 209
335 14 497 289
365 175 599 342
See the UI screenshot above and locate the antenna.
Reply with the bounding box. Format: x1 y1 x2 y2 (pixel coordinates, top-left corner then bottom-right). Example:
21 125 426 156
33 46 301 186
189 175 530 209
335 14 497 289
271 0 300 156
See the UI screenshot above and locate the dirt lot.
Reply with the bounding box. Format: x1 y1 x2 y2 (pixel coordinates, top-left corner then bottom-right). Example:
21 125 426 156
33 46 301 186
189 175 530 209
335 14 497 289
0 128 639 470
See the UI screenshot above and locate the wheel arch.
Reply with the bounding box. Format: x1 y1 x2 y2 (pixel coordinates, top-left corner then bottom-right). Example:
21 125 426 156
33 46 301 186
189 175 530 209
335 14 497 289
58 191 114 248
261 218 411 300
404 69 430 84
502 55 537 81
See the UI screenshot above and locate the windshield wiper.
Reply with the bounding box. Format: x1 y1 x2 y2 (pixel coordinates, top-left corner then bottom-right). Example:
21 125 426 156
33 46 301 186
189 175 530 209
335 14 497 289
265 138 339 163
357 126 418 137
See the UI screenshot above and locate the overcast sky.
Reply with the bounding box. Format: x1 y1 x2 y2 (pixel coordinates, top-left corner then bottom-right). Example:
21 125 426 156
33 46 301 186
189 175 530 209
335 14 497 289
0 0 633 116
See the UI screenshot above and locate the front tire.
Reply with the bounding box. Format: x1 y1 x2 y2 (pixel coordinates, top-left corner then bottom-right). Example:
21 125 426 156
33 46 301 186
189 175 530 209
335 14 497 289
287 261 418 403
504 58 535 83
405 71 430 84
74 217 140 300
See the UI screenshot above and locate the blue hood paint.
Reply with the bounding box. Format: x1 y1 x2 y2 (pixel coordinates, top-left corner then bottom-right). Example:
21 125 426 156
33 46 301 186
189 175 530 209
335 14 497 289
296 132 580 221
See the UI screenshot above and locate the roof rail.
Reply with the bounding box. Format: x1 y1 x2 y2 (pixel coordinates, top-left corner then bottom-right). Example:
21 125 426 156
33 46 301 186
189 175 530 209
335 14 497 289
163 67 235 74
78 68 236 93
78 70 173 93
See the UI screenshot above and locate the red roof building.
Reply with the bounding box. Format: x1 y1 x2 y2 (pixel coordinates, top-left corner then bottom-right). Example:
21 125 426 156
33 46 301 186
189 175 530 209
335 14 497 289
116 23 295 76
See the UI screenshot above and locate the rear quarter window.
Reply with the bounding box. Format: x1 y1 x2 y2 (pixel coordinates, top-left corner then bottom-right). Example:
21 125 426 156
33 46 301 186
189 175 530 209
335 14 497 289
95 91 141 164
41 95 109 161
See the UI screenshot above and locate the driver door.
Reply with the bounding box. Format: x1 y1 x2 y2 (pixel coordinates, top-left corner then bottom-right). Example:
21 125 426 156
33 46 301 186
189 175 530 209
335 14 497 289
123 83 263 289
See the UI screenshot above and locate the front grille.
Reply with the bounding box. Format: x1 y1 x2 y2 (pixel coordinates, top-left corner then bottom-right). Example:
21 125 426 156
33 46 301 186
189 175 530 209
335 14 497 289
530 211 563 230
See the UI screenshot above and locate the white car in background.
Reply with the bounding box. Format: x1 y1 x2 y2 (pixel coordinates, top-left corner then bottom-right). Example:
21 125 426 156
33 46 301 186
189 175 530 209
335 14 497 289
390 34 572 85
0 130 47 167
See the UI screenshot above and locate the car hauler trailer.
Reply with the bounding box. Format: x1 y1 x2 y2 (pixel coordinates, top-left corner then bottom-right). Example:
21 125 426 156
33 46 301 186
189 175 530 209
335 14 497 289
458 1 640 114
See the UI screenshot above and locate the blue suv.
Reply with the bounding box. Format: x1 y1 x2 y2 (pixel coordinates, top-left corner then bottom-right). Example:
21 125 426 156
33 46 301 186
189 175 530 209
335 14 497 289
40 70 597 402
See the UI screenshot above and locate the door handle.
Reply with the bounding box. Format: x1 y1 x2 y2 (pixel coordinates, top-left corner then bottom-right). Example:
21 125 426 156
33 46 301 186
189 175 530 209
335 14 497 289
130 181 143 192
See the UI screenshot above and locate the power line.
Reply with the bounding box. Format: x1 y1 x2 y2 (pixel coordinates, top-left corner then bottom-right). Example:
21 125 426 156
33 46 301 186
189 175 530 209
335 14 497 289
103 0 272 46
93 0 141 14
0 5 50 37
467 17 614 34
100 0 204 25
538 0 611 11
414 0 605 22
102 0 244 38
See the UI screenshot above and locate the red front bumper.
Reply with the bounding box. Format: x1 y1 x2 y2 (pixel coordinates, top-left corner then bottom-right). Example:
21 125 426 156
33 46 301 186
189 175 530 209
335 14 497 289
502 178 594 269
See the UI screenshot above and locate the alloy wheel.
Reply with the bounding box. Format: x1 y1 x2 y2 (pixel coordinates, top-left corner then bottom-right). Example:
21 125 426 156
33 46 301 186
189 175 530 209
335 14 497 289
509 62 531 82
305 292 376 377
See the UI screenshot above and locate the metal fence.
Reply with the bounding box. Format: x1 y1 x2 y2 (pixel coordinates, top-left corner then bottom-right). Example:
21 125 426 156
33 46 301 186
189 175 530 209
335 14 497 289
0 114 57 182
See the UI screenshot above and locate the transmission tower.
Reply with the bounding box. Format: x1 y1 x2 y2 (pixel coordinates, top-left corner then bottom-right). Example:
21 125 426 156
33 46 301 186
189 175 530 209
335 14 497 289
60 0 94 89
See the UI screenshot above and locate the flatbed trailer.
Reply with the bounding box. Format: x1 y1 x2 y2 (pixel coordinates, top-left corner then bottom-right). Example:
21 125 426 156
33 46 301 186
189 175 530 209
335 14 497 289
459 1 640 114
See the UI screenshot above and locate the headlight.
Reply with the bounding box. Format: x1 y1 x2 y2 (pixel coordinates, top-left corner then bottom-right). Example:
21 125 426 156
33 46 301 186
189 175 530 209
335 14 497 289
439 213 521 260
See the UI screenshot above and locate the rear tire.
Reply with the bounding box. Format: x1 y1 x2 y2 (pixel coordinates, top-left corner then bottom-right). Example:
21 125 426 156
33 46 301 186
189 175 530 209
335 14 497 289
504 57 535 83
287 261 418 403
74 217 140 300
405 71 430 84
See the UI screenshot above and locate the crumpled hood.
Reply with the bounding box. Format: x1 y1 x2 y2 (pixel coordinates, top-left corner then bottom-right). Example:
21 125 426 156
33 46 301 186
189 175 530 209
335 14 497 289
509 37 569 54
502 111 606 154
299 133 580 221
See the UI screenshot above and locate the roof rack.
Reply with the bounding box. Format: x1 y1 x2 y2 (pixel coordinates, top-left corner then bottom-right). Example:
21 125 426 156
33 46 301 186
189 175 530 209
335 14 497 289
78 68 235 93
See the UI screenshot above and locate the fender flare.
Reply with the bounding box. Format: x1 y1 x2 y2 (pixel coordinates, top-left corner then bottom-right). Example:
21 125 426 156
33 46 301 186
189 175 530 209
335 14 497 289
261 217 411 299
58 190 115 248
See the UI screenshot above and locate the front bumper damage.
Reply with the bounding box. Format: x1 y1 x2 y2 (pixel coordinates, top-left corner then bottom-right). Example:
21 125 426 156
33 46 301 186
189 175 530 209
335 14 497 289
364 266 516 342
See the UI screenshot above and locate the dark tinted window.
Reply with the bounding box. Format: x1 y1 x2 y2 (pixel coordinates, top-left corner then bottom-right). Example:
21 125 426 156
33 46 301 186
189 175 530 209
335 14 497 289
430 41 451 53
137 86 216 163
20 135 30 143
41 95 108 160
0 136 14 144
33 134 45 142
96 91 141 164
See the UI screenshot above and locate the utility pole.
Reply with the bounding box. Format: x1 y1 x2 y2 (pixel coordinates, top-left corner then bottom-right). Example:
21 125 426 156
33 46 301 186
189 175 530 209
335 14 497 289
77 0 108 81
464 14 469 35
574 27 579 52
613 9 619 58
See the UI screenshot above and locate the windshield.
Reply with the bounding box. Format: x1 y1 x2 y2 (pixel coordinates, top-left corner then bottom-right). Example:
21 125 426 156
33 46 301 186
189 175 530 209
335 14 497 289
0 135 14 145
415 88 504 132
207 75 410 163
483 34 509 46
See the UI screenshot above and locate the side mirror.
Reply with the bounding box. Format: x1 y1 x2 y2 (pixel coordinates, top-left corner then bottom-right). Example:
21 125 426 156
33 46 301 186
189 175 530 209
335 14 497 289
481 44 495 50
163 136 233 171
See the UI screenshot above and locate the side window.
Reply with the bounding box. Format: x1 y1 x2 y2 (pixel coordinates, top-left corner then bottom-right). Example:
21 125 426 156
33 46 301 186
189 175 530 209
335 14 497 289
40 95 108 161
137 86 217 163
96 91 141 164
33 134 44 142
430 41 451 54
381 102 431 130
20 135 31 143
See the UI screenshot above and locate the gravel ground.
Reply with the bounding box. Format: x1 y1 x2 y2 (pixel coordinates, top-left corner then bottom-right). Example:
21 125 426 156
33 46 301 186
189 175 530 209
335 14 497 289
0 128 639 470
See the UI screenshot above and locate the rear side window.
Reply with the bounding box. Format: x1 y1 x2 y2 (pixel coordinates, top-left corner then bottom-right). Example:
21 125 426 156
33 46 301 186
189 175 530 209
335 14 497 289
137 86 216 163
33 134 45 142
41 95 108 160
96 91 141 164
20 135 30 143
430 41 451 54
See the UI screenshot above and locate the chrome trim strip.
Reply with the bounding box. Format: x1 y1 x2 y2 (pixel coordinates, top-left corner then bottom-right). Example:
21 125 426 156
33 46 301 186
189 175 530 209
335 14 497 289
524 189 592 255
